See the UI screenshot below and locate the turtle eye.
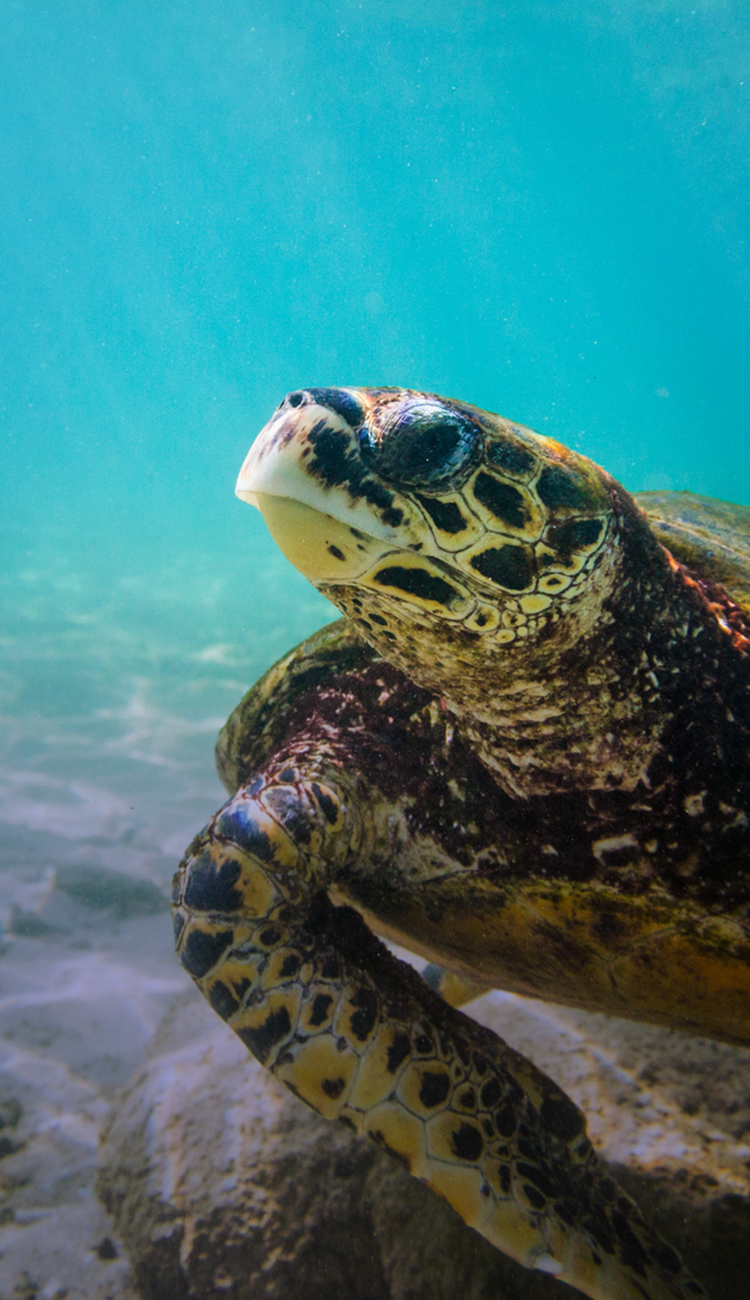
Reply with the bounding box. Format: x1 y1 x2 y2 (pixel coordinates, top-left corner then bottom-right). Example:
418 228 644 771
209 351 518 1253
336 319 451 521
360 402 480 491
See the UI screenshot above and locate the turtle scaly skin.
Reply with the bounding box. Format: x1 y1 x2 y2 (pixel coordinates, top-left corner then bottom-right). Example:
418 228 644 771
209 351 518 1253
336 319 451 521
173 388 750 1300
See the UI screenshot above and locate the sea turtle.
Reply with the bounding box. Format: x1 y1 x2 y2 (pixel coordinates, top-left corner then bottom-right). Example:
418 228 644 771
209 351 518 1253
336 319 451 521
172 387 750 1300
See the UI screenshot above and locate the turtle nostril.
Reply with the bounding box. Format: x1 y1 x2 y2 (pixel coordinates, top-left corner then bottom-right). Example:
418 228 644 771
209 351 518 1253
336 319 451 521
278 387 365 428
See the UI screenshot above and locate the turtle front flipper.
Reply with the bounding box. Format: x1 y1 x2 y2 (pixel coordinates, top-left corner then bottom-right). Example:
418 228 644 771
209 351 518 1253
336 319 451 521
172 775 708 1300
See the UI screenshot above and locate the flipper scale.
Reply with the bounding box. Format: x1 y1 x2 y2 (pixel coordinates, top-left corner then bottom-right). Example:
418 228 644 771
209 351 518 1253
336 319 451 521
172 774 708 1300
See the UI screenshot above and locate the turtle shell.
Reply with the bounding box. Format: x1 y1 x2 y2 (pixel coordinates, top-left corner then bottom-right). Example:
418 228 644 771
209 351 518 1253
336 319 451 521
636 489 750 619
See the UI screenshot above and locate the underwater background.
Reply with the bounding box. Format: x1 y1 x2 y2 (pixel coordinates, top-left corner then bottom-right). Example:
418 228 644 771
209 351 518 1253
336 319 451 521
0 1 749 1295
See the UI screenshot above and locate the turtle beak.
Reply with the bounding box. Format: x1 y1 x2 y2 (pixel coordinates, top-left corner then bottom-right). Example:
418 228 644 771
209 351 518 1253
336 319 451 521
235 443 263 508
235 402 412 544
234 407 392 583
235 478 259 509
234 404 334 513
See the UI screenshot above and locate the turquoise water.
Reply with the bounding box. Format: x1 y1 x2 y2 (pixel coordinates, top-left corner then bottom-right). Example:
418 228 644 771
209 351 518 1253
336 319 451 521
3 0 749 871
0 2 749 1292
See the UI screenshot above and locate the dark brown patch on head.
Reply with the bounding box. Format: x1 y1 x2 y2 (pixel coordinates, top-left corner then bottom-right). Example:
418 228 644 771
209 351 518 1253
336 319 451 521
373 566 460 606
415 493 468 535
544 517 604 564
303 388 365 428
487 438 537 479
472 473 529 529
306 420 404 528
470 544 533 591
537 463 592 511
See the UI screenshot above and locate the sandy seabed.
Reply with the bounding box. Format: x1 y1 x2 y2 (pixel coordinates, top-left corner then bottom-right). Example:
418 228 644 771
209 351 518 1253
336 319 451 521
0 525 330 1299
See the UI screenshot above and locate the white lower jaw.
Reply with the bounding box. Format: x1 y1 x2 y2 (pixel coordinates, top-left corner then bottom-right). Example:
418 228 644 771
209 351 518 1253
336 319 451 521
249 493 477 625
250 493 393 583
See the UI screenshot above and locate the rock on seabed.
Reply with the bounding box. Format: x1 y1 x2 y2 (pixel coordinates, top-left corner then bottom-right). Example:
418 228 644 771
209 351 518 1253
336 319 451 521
98 985 750 1300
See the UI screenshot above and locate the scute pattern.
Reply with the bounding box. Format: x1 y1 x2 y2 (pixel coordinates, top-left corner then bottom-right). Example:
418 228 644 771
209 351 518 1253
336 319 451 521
355 444 613 645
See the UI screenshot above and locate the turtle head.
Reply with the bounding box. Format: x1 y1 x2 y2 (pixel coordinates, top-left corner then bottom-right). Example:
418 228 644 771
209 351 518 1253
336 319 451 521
237 387 626 696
